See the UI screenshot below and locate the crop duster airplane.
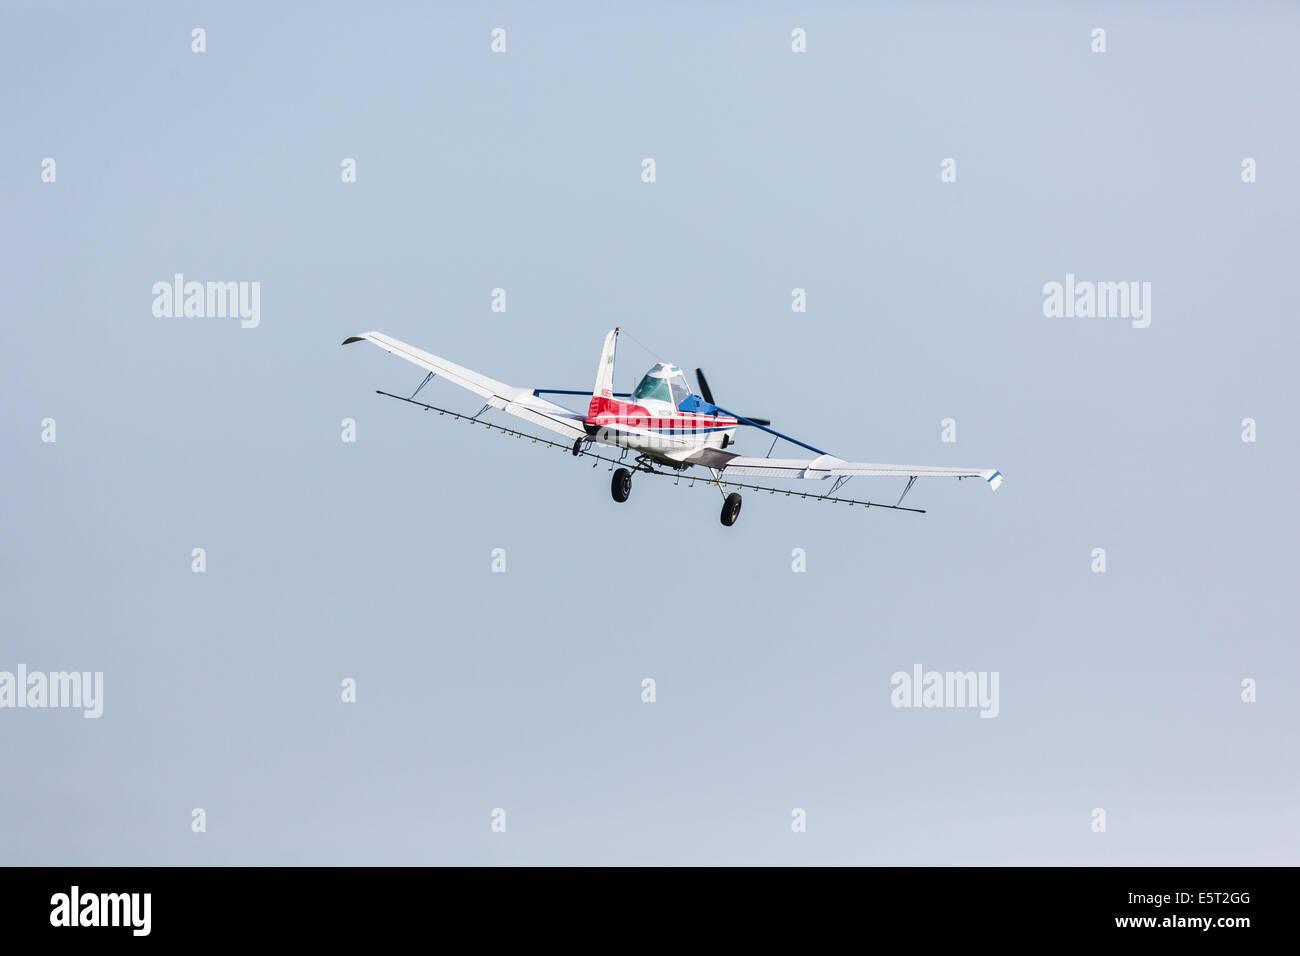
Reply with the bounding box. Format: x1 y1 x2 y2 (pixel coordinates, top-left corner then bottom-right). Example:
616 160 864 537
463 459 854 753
343 328 1003 527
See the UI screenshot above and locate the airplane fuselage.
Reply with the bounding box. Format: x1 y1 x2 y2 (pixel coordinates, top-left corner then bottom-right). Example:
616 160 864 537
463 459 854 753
584 396 738 465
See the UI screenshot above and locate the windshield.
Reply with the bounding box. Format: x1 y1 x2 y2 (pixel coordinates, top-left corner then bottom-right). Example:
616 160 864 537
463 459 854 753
633 373 673 405
668 374 690 407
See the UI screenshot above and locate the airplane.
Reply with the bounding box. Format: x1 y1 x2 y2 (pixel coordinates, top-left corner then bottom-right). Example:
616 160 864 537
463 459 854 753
342 327 1003 526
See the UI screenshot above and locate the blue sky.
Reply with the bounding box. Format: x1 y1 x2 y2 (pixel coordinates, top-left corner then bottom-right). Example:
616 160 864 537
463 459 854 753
1 1 1296 864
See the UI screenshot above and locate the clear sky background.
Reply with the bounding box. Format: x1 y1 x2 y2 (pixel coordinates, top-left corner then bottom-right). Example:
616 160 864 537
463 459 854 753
2 1 1296 865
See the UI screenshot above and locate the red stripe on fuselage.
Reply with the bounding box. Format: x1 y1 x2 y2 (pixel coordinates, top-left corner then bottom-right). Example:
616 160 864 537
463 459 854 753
584 397 736 431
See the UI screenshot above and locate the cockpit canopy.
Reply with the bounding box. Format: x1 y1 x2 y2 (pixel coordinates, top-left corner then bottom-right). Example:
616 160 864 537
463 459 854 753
633 362 691 408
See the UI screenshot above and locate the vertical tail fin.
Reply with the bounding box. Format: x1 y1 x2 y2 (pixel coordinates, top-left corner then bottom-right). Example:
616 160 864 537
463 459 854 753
591 327 619 400
587 327 620 419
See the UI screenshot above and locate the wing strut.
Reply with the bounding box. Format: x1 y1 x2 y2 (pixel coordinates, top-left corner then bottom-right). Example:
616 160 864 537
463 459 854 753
410 372 435 400
897 475 918 506
712 405 829 457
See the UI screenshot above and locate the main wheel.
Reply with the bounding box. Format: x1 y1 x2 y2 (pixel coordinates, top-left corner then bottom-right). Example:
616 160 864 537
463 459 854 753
611 467 632 502
571 437 583 456
720 492 742 526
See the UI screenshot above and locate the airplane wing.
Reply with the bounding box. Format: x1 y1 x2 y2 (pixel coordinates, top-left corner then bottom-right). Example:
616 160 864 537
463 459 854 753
719 455 1003 490
343 331 587 440
681 409 1003 492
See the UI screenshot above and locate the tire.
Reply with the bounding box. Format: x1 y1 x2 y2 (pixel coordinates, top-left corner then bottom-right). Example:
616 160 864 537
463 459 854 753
720 492 742 526
611 468 632 503
572 437 583 456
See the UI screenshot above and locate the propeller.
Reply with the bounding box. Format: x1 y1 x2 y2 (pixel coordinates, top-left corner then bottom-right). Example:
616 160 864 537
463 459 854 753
694 368 771 426
694 367 716 405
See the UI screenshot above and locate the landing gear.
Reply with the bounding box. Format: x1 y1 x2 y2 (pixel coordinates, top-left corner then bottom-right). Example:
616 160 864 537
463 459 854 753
611 467 632 502
572 437 583 456
720 492 742 526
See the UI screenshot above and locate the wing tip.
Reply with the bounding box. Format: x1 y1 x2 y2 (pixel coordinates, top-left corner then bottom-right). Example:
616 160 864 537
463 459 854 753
986 470 1004 491
342 335 367 345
